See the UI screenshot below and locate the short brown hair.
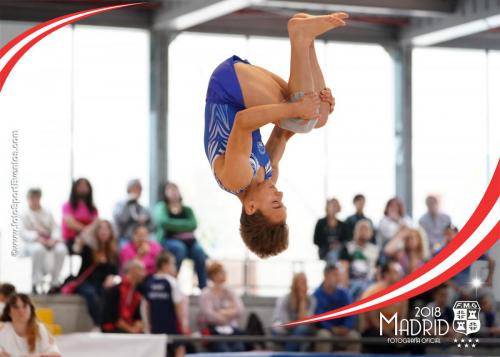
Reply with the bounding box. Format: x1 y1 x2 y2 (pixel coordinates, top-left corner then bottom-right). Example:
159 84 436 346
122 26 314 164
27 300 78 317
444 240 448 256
156 251 175 271
240 209 289 258
206 261 224 281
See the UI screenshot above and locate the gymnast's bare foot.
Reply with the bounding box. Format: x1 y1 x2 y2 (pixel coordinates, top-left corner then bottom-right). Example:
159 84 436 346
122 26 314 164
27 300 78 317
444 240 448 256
287 12 348 42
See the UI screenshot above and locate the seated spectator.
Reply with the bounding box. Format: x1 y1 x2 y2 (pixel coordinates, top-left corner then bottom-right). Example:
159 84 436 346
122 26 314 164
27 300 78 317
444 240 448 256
144 252 187 357
272 272 316 352
120 224 162 275
339 219 379 300
360 261 408 354
113 179 154 247
0 294 60 356
438 225 495 300
345 194 375 243
418 195 451 253
384 227 428 276
0 283 16 315
154 182 207 289
20 188 68 294
377 197 412 248
62 178 99 253
199 262 245 353
425 285 454 334
313 198 349 264
478 294 500 337
101 260 146 333
313 264 359 353
72 220 119 331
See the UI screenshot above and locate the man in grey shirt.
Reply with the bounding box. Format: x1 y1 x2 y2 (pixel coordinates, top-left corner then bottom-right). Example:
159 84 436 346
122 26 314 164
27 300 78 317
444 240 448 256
418 195 451 253
113 179 154 246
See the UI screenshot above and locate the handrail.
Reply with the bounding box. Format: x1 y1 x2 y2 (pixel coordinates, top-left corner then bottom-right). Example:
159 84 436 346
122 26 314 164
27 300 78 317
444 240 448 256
167 334 500 346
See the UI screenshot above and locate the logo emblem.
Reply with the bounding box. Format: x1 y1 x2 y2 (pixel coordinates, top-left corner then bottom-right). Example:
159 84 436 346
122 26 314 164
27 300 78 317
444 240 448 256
453 301 481 336
257 142 266 154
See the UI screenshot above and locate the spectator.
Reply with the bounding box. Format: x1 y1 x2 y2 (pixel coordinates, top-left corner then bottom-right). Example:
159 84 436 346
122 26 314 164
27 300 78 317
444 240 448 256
418 195 451 253
478 294 500 337
339 219 379 300
313 264 359 353
62 178 99 253
425 285 454 332
72 220 119 331
313 198 349 264
144 252 187 357
377 197 412 248
113 179 154 247
20 188 68 294
0 294 60 356
0 283 16 315
384 227 428 276
120 224 163 276
154 182 207 289
199 262 245 353
101 260 146 333
345 194 375 242
272 272 316 352
360 261 408 354
439 225 495 300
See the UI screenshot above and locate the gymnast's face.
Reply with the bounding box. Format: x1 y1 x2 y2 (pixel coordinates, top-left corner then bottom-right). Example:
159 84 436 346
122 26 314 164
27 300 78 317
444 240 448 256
245 180 286 224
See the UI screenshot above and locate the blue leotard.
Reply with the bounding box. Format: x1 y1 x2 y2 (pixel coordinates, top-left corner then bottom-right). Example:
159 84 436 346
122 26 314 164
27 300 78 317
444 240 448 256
204 55 273 195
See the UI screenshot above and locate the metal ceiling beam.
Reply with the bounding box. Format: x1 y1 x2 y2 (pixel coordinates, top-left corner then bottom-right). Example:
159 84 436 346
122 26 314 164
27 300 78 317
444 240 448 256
256 0 456 18
188 12 397 45
154 0 263 31
401 0 500 46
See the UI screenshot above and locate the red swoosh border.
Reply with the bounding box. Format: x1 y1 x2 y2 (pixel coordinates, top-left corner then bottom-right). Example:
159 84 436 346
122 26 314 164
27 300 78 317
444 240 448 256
285 159 499 326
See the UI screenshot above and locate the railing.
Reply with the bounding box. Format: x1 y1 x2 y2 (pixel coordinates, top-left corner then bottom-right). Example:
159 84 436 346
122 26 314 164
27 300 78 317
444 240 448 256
167 334 500 346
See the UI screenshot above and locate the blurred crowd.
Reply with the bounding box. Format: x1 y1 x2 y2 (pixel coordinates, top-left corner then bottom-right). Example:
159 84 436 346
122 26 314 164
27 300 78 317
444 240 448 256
0 178 497 356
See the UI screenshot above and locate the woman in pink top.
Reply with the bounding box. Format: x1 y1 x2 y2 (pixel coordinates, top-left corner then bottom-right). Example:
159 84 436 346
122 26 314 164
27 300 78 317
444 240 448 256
62 178 99 253
120 224 162 275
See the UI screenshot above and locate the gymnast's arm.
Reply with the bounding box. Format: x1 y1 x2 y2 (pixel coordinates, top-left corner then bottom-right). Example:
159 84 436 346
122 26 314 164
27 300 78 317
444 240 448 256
219 103 300 191
265 126 294 183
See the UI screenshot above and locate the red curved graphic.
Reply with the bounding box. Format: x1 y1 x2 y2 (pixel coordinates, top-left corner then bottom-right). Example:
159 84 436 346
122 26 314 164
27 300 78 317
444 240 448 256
0 3 145 92
285 159 499 326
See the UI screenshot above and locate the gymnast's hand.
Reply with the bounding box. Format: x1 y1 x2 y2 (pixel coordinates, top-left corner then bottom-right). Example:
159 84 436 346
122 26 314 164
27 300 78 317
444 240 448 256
294 92 321 120
320 88 335 114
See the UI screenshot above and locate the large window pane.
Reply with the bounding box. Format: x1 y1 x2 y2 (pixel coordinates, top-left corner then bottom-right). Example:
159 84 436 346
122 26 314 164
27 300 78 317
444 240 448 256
412 48 489 225
73 26 150 218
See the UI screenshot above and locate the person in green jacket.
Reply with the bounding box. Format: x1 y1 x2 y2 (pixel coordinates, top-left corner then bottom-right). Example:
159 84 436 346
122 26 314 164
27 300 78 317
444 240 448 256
154 182 207 288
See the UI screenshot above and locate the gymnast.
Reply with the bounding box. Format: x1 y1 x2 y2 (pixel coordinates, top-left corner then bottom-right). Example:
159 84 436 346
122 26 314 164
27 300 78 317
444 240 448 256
204 12 348 258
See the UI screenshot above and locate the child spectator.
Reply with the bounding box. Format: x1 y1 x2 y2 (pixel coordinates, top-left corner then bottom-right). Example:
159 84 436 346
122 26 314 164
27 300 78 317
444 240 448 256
144 252 187 357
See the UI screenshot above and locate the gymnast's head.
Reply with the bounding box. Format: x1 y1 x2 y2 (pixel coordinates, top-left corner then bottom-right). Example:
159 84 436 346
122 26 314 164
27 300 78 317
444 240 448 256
239 180 289 258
